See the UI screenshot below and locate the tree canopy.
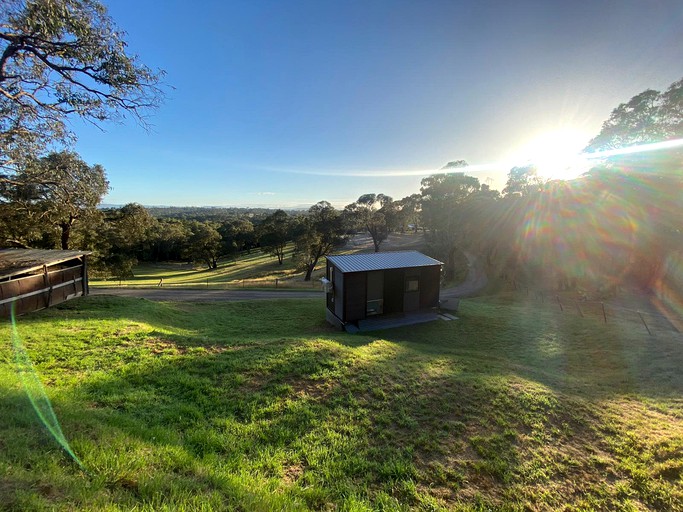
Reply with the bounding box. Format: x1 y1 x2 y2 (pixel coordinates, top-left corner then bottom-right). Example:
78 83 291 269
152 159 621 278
0 150 108 248
586 76 683 152
344 193 393 252
294 201 346 281
0 0 164 177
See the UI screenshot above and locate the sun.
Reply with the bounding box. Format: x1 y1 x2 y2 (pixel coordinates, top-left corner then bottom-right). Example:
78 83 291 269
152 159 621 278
506 129 593 181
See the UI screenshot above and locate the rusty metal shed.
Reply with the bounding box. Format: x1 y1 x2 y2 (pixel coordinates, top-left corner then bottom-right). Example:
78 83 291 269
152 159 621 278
0 249 91 318
324 251 442 331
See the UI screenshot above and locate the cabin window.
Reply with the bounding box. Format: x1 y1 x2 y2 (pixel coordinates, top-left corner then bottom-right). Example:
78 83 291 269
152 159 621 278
405 278 419 292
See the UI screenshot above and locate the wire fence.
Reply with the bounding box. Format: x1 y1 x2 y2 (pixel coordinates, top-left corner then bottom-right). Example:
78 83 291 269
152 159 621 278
509 286 680 336
92 278 323 291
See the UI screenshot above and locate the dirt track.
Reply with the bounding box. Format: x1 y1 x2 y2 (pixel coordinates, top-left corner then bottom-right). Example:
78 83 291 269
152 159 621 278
90 288 323 302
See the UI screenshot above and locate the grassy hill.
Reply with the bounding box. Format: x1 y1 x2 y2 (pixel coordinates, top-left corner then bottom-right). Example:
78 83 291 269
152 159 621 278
89 246 321 289
88 232 430 289
1 295 682 510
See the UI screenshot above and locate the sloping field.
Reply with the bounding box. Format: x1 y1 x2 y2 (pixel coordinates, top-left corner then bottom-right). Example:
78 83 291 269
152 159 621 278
89 247 314 288
1 296 682 510
89 232 427 289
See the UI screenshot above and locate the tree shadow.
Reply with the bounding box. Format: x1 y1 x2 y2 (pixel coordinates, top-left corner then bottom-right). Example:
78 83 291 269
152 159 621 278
3 295 683 509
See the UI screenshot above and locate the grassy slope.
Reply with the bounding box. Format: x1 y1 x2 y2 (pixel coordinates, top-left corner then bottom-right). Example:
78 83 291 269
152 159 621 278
89 232 428 289
89 246 323 288
1 296 682 511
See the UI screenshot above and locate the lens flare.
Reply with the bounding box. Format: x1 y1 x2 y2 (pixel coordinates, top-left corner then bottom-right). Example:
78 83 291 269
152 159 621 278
10 302 85 470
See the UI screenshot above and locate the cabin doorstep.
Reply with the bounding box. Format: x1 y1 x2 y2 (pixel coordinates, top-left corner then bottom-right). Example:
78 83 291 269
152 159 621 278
324 251 443 332
0 249 91 318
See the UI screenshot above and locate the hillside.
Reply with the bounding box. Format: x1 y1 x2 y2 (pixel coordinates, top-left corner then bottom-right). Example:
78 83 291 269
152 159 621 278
1 296 682 510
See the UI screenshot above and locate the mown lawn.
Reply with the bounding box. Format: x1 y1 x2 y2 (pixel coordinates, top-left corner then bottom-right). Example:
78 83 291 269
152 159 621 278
1 295 682 510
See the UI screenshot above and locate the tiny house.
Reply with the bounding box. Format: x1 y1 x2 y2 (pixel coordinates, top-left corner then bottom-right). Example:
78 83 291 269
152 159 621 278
0 249 91 318
324 251 442 330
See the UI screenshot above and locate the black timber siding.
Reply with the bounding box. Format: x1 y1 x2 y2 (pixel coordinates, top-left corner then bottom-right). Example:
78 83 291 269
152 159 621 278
419 265 441 309
383 269 405 315
343 272 367 322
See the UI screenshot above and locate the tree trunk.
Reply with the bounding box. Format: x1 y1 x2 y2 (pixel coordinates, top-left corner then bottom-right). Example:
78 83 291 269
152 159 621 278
304 264 314 281
60 222 71 250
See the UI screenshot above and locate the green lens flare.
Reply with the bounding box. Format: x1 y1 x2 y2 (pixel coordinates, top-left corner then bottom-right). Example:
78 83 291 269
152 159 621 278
10 302 85 470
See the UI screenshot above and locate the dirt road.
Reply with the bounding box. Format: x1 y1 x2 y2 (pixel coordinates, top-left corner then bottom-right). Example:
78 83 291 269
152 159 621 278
90 288 323 302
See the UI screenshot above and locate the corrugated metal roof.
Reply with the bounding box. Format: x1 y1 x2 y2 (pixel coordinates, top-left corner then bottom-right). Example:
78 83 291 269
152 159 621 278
327 251 442 273
0 249 90 279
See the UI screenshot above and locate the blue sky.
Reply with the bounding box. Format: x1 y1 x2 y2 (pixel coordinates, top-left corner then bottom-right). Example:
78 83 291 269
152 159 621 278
73 0 683 208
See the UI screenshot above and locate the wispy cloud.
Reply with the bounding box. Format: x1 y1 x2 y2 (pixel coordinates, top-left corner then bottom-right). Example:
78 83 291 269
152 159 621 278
257 163 506 178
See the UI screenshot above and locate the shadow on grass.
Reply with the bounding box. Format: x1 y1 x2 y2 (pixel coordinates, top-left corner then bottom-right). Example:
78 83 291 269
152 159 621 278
3 295 683 509
378 299 683 401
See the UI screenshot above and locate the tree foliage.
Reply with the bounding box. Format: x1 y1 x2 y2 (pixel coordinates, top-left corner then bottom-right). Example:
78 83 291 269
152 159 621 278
0 0 164 177
183 221 222 270
420 166 481 280
258 209 291 264
294 201 346 281
344 193 393 252
0 150 108 248
586 76 683 152
502 165 542 197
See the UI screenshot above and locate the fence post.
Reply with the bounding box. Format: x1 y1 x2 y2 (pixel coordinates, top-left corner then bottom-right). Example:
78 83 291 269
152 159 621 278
638 311 653 336
276 278 278 288
601 302 607 323
206 278 209 288
575 301 583 317
556 295 563 312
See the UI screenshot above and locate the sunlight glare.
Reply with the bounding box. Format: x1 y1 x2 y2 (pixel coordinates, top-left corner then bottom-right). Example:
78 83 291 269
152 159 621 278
506 129 592 181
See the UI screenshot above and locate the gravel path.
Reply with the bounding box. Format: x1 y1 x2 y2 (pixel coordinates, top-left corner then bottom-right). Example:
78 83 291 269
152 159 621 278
440 251 488 299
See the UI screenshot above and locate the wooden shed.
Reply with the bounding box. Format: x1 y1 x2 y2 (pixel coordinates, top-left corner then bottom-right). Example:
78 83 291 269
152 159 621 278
324 251 443 330
0 249 91 318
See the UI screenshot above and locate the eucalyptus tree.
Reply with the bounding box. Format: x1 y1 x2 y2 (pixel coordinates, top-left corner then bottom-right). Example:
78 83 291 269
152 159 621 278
344 193 393 252
420 165 481 280
294 201 346 281
0 0 164 179
258 209 291 264
0 151 108 249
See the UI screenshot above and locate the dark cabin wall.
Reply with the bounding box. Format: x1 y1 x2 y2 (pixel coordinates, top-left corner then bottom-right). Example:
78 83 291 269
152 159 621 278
344 272 366 322
334 266 344 319
383 269 404 315
420 265 441 308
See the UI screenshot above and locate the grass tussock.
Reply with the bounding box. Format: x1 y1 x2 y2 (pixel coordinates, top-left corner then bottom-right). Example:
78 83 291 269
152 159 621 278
1 295 683 510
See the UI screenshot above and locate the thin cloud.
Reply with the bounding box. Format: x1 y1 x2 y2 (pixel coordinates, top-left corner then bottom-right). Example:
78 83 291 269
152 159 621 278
260 163 506 178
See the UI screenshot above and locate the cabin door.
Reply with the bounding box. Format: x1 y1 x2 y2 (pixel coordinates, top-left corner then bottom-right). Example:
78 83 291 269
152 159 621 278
403 274 420 313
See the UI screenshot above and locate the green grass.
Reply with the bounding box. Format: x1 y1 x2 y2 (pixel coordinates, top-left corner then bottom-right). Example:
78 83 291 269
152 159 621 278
2 295 683 510
90 245 324 289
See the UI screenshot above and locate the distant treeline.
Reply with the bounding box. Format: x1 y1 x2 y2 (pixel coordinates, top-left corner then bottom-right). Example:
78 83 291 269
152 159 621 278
1 77 682 296
144 206 305 221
